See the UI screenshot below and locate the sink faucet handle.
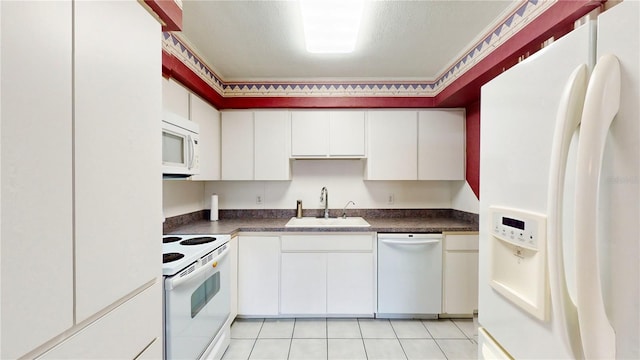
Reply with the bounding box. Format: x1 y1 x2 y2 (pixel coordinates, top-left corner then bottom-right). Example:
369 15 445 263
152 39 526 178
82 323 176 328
341 200 356 218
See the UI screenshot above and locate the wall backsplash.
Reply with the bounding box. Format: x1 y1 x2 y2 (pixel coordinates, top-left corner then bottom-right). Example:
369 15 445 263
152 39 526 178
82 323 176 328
163 159 479 218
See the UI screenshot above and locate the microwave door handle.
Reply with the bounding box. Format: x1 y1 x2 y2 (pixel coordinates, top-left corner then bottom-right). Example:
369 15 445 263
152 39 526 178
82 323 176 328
187 134 195 170
167 245 230 290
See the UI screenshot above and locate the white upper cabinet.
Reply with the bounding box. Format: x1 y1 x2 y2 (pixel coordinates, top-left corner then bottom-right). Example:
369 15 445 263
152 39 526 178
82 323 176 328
366 109 465 180
190 94 221 181
254 111 291 180
221 111 254 180
366 110 418 180
329 111 366 157
418 109 465 180
221 110 291 180
162 78 190 119
291 111 366 158
291 111 328 157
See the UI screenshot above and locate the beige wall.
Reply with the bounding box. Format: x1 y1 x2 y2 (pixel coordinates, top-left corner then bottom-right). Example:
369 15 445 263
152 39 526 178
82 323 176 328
162 160 479 217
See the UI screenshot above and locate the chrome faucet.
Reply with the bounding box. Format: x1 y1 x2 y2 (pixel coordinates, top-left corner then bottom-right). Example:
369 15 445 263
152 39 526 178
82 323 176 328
320 187 329 219
342 201 355 218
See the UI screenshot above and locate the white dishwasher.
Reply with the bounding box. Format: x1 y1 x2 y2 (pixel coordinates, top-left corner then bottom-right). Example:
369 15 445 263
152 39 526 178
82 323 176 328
377 233 442 318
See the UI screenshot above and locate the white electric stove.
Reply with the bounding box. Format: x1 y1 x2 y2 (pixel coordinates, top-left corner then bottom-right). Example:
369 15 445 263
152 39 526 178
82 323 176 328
162 234 231 360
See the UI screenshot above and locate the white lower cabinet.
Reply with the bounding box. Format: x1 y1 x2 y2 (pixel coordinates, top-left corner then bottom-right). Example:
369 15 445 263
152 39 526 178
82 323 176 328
280 234 375 317
281 253 327 315
327 253 374 315
237 235 280 316
442 232 479 317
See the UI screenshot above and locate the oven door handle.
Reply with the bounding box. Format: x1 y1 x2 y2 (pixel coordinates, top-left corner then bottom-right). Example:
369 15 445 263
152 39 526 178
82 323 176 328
167 245 230 290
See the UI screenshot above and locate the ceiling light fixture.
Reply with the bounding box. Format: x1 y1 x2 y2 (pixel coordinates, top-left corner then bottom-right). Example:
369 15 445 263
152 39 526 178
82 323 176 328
300 0 365 54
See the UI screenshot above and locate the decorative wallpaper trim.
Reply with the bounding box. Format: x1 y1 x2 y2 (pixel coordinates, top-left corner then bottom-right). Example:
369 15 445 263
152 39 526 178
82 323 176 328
161 0 554 98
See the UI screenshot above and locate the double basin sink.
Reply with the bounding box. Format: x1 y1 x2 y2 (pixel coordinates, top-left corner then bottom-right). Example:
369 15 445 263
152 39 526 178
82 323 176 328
285 216 370 228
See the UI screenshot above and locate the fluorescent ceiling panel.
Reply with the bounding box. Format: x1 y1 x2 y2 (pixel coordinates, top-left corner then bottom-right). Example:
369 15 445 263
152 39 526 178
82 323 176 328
300 0 365 53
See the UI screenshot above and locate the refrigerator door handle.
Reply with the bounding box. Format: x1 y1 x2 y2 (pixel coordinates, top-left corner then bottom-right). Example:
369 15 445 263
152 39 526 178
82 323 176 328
574 54 620 360
546 64 588 359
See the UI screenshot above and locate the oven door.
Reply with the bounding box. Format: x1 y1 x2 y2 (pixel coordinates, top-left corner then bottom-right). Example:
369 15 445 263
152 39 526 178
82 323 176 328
165 244 230 360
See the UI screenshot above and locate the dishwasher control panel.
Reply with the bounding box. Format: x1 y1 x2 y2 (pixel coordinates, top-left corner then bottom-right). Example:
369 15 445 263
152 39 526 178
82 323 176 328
491 207 542 250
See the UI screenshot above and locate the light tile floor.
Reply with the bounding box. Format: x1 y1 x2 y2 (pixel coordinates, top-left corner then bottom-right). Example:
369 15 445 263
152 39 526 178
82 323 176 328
222 318 477 360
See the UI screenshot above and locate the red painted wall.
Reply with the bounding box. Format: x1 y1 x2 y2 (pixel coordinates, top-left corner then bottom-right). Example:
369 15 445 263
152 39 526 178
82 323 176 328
465 101 481 199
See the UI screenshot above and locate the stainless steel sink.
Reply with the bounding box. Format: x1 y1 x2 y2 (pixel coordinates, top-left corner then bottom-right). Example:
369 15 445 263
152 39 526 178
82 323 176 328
285 216 370 228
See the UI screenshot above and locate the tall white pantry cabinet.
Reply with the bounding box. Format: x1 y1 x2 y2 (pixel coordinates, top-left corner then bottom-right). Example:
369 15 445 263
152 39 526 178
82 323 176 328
1 1 162 359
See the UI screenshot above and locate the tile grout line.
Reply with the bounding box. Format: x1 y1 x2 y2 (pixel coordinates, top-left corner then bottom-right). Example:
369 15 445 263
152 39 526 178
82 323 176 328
451 319 475 343
423 319 450 360
357 318 369 360
286 318 295 360
389 319 410 360
325 318 329 360
245 319 264 360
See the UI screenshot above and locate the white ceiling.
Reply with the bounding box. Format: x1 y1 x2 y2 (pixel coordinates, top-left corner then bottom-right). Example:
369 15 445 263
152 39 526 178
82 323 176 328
180 0 519 83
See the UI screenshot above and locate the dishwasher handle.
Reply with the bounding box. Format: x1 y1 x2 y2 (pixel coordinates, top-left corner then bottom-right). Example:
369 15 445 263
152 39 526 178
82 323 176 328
380 239 440 245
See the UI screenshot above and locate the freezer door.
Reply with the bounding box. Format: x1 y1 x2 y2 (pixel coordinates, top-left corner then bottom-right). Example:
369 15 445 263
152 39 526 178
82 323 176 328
479 22 593 359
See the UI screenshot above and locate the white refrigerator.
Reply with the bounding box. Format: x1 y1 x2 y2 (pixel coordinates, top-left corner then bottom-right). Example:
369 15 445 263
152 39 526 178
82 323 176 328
478 1 638 359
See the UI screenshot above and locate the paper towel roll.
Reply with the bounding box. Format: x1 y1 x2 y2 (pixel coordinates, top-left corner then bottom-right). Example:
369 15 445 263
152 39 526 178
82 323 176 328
210 194 219 221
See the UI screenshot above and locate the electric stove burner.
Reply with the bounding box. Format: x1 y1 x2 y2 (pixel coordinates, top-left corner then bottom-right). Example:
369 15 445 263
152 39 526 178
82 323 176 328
163 236 182 244
180 236 216 246
163 252 184 263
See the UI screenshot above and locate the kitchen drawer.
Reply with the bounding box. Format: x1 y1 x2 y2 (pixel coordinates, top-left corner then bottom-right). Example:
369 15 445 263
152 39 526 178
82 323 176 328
281 234 373 252
444 233 479 251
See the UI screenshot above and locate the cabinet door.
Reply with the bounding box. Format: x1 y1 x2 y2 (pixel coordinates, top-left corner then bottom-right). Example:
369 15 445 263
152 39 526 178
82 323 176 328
329 111 366 157
291 111 329 157
221 111 254 180
190 94 221 181
73 0 161 323
367 111 418 180
255 111 291 180
443 252 479 315
327 253 374 315
280 253 327 314
418 109 465 180
443 234 479 315
238 236 280 316
162 78 190 119
1 2 74 358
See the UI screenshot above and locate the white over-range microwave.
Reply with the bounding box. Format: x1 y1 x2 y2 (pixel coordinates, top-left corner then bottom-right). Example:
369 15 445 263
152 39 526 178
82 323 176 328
162 111 200 178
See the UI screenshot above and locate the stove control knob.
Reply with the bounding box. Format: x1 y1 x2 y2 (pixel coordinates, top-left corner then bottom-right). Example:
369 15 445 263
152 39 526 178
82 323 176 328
212 261 218 268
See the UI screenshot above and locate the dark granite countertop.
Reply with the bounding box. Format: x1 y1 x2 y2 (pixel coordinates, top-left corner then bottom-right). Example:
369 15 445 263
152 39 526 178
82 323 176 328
165 209 478 236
